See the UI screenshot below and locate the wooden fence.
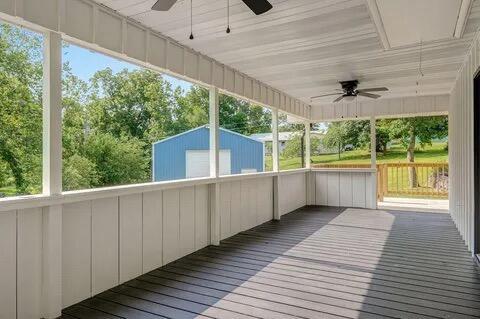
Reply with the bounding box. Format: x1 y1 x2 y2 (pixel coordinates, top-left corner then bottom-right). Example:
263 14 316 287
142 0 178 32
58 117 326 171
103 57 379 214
313 162 449 200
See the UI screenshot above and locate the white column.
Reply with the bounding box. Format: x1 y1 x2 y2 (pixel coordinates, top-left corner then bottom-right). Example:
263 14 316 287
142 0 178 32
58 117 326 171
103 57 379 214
272 109 281 220
305 121 315 205
272 109 279 172
370 116 376 168
305 121 311 169
209 87 219 178
41 31 63 319
43 31 62 195
370 116 377 209
209 87 220 245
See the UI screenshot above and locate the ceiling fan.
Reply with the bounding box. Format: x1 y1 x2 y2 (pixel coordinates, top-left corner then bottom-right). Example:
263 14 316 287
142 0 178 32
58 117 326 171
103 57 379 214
152 0 273 15
311 80 388 103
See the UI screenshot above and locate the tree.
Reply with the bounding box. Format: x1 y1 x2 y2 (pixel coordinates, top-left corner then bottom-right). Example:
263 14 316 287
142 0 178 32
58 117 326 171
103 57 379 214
63 154 98 191
0 23 43 194
321 120 371 160
84 133 148 187
322 123 346 160
382 116 448 187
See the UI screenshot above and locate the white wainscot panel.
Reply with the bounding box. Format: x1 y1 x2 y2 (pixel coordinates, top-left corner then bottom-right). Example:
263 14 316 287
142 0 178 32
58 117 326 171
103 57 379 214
315 171 371 208
17 208 43 317
339 173 353 207
194 185 209 249
179 187 196 256
279 172 306 215
119 194 143 283
142 190 163 273
220 182 232 240
257 177 273 224
91 197 119 295
352 173 367 208
62 202 91 308
0 211 16 319
229 181 242 237
327 172 340 206
315 172 328 205
163 188 180 264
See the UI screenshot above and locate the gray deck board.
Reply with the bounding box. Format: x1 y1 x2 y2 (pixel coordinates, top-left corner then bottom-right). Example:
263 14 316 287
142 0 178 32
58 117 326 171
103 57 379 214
62 206 480 319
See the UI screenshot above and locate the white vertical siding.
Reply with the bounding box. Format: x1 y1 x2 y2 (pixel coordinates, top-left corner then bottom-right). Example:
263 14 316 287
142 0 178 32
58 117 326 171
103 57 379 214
17 208 43 318
219 176 274 240
0 211 16 319
449 32 479 252
279 172 307 216
314 171 376 209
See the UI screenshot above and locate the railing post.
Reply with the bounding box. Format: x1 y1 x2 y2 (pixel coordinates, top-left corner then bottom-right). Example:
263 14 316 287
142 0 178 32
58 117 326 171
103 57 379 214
209 87 220 245
41 31 63 319
383 164 388 197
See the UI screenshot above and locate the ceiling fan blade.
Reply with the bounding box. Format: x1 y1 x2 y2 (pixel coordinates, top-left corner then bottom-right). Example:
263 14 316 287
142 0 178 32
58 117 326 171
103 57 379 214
241 0 273 15
152 0 178 11
333 95 345 103
357 92 381 99
311 93 342 99
357 87 388 92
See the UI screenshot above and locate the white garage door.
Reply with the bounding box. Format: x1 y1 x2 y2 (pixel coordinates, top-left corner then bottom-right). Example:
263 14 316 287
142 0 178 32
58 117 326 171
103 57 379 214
185 150 231 178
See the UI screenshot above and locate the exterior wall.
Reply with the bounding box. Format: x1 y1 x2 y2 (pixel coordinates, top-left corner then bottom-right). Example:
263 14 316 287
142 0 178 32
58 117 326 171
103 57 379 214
449 32 479 252
153 127 264 181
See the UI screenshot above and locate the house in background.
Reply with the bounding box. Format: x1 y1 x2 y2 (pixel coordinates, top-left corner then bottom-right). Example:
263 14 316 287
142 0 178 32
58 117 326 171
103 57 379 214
153 126 264 181
251 131 332 155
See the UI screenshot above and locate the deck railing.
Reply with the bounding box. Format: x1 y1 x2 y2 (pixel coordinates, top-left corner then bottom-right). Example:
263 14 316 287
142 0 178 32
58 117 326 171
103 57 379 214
377 162 448 200
312 162 449 200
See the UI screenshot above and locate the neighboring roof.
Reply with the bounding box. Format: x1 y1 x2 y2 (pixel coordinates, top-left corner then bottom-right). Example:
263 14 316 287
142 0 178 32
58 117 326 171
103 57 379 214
153 125 263 146
250 131 324 143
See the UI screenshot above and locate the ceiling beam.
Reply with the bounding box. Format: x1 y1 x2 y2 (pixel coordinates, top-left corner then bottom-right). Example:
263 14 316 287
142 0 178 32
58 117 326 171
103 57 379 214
454 0 473 38
365 0 390 50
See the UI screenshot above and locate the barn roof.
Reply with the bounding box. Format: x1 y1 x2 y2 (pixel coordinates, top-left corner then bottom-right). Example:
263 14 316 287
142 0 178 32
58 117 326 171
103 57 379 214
152 125 263 146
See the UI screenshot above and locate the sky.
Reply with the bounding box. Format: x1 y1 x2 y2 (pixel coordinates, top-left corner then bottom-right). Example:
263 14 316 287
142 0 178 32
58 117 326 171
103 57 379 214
62 43 193 92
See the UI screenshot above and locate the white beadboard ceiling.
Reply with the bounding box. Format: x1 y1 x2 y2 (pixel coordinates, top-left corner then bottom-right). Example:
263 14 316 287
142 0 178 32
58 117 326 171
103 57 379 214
94 0 480 106
376 0 463 48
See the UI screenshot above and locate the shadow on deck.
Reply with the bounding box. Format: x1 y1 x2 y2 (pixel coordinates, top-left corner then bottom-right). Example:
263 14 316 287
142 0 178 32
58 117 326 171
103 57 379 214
62 206 480 319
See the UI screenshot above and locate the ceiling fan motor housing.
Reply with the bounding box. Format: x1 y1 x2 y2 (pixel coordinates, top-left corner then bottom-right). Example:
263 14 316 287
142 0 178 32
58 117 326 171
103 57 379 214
339 80 359 96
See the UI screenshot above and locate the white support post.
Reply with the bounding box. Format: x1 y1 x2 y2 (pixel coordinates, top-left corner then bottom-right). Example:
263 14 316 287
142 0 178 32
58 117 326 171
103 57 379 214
272 109 279 173
305 121 311 169
209 87 219 178
370 116 378 209
305 121 315 205
43 32 62 196
209 87 220 245
370 116 376 169
272 109 281 220
41 31 63 319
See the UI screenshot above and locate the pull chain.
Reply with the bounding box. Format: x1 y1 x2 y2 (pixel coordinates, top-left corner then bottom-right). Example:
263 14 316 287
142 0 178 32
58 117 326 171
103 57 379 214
226 0 231 33
189 0 194 39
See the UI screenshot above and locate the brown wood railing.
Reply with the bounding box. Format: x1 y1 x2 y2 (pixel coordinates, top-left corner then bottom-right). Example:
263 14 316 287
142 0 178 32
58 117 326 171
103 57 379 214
312 162 449 200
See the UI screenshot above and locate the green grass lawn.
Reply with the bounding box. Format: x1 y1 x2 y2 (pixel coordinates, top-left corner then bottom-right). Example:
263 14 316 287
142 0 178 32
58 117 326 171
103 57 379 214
267 142 448 171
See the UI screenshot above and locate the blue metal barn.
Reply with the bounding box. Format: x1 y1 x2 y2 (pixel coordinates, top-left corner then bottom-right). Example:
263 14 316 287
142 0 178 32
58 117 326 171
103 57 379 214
152 126 264 181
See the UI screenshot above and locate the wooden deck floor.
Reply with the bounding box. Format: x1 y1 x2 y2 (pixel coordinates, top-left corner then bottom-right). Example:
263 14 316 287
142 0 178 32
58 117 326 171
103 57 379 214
62 206 480 319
